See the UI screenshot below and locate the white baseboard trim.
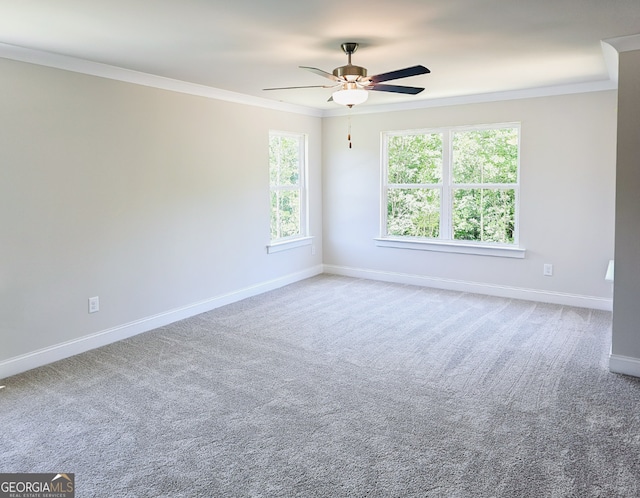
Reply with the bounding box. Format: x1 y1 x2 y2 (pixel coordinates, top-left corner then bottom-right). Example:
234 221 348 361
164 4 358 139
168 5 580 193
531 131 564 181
323 264 613 311
0 265 323 380
609 354 640 378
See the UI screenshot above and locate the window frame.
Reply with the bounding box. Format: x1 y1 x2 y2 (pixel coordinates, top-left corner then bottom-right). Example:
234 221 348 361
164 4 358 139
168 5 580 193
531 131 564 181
377 123 525 258
267 130 312 254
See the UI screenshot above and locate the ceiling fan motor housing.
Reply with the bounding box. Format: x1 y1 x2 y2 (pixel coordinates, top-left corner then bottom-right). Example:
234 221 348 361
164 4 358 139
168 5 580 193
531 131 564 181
333 64 367 81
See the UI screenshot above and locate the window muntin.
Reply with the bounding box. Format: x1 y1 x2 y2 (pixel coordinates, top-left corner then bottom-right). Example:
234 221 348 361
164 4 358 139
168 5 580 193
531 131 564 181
269 131 307 242
382 124 520 246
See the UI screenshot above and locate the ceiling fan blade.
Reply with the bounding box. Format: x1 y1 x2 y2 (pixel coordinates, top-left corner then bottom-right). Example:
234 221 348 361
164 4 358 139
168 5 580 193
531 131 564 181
368 65 430 84
263 84 336 91
300 66 341 82
368 84 425 95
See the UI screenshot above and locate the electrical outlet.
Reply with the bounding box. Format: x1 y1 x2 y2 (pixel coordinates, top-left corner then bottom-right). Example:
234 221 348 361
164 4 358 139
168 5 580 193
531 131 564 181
543 264 553 277
88 296 100 313
311 245 316 255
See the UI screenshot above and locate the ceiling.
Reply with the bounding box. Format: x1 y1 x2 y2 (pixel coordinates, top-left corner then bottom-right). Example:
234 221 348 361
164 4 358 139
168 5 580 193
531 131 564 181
1 0 639 112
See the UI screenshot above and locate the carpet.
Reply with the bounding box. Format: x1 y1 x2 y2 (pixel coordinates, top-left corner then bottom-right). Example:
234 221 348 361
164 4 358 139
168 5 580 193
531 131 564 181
1 275 639 497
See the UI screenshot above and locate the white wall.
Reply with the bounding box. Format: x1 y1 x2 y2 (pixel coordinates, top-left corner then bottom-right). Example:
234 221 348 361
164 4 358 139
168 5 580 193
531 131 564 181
322 92 617 307
0 58 322 376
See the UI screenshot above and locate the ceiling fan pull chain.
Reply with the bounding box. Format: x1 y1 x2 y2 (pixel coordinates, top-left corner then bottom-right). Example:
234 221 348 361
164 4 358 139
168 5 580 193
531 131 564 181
348 113 352 149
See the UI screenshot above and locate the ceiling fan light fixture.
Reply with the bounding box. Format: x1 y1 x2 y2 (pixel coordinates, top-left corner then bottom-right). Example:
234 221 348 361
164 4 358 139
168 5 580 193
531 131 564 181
332 88 369 107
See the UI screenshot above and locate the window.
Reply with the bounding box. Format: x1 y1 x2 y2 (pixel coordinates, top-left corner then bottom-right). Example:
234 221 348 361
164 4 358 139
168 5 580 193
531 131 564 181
379 124 523 257
268 131 310 252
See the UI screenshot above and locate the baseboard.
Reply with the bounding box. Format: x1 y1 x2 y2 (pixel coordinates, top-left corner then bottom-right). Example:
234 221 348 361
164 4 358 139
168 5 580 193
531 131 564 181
609 354 640 378
0 265 323 380
323 264 613 311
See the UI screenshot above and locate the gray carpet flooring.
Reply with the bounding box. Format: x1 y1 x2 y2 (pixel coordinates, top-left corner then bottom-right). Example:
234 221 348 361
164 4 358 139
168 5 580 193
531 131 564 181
1 275 639 497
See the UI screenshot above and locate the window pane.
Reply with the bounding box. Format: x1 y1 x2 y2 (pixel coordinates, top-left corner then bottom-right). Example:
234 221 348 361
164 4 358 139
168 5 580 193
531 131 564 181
452 128 518 184
387 188 440 238
387 134 442 184
269 136 300 187
453 189 515 243
271 190 300 239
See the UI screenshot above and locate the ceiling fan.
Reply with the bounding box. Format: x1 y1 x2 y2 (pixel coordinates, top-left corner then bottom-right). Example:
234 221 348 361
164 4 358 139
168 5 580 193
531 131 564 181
264 42 431 107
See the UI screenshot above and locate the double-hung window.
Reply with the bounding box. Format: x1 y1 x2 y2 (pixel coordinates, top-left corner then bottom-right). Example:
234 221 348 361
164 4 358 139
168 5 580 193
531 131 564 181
379 123 523 257
268 131 310 252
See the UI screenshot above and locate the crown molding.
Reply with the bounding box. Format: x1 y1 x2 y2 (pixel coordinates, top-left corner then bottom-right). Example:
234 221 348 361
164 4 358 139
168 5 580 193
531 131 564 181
323 36 627 117
601 40 620 83
599 33 640 85
0 43 323 118
603 33 640 53
321 79 617 117
0 41 621 119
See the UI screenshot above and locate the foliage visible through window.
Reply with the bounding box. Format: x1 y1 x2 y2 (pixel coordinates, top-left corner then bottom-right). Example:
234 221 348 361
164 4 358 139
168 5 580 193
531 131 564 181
387 133 443 238
270 132 306 241
384 125 519 244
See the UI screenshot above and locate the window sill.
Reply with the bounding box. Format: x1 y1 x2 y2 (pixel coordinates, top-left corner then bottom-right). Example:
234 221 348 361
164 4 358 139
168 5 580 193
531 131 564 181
374 237 526 259
267 236 314 254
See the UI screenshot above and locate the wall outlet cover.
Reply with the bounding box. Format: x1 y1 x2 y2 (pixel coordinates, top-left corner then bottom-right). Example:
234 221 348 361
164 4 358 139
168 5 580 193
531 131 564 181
88 296 100 313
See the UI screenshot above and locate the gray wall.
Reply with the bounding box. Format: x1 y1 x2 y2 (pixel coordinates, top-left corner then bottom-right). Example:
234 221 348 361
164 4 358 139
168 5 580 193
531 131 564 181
612 50 640 362
0 55 626 378
0 58 322 371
